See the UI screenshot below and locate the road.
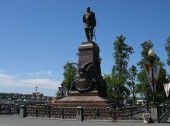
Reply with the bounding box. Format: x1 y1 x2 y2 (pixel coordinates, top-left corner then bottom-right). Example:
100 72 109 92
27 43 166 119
0 117 169 126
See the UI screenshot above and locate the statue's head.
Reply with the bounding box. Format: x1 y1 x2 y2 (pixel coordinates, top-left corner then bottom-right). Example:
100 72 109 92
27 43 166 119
87 7 90 12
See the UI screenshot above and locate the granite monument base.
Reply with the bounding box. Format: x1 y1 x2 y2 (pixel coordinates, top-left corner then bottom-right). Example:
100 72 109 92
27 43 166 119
56 91 109 107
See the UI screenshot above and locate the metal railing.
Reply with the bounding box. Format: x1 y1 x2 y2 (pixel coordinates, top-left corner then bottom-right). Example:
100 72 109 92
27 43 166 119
0 104 162 121
158 102 170 122
25 105 77 119
0 104 20 115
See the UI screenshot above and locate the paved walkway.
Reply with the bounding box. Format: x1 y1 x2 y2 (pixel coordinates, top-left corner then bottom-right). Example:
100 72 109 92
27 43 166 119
0 117 170 126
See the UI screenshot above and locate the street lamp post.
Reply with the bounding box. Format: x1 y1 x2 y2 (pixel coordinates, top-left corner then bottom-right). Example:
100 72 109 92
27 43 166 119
148 48 156 105
58 83 64 98
166 76 170 100
61 83 64 98
147 48 160 123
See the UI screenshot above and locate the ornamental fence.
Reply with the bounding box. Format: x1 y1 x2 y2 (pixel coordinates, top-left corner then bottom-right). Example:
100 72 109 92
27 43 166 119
0 104 19 115
0 103 169 122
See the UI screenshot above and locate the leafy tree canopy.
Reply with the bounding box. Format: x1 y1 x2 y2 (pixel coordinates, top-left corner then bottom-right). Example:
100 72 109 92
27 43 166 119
106 35 134 104
62 62 76 93
165 36 170 66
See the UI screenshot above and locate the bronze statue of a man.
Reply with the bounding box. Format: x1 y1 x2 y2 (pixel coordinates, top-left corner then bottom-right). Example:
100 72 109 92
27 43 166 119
83 7 96 42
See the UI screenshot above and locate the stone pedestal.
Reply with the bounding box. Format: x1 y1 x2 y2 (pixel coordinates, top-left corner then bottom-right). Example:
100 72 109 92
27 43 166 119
19 105 26 118
73 41 107 95
56 92 109 107
150 105 159 122
76 106 83 121
56 41 109 107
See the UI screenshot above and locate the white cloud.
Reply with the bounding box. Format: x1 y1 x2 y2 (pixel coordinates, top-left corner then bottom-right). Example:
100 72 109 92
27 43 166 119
0 72 16 80
0 71 62 95
26 71 54 77
20 78 61 89
0 73 18 86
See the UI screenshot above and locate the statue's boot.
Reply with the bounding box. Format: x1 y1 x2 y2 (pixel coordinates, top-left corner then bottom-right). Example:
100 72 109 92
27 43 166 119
87 37 90 42
89 35 93 42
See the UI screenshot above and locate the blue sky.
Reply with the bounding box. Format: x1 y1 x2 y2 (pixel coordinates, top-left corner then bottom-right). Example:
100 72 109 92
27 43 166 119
0 0 170 96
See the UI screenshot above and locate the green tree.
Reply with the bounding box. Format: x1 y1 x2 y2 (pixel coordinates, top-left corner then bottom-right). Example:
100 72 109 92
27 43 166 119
113 35 134 75
106 35 134 104
136 41 153 97
62 62 77 94
127 65 138 103
137 41 167 103
138 41 153 68
105 74 129 102
56 91 61 99
165 36 170 66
